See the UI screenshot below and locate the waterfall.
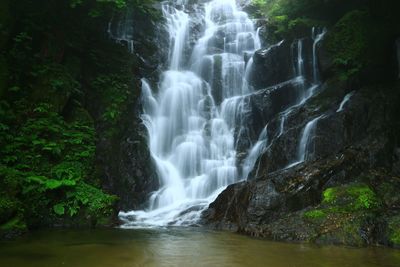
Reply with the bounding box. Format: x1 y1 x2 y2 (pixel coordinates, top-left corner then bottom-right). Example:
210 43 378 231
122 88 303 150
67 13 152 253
281 30 327 168
295 39 305 78
107 9 135 53
240 27 326 177
277 32 324 141
119 0 261 227
337 91 355 112
163 4 190 70
275 29 326 169
286 115 324 168
312 27 327 84
241 125 268 180
296 115 324 163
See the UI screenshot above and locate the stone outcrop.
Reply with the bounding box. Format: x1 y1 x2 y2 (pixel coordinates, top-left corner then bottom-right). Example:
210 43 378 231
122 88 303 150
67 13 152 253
202 29 400 247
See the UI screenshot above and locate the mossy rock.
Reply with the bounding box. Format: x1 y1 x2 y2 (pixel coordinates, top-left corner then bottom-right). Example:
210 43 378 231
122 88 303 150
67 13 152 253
387 215 400 248
0 215 27 240
376 178 400 209
315 216 367 246
307 78 347 112
302 183 383 246
321 183 381 211
304 209 327 221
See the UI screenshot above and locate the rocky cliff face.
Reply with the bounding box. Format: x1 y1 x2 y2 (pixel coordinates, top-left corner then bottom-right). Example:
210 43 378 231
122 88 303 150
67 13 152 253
202 17 400 247
94 5 168 211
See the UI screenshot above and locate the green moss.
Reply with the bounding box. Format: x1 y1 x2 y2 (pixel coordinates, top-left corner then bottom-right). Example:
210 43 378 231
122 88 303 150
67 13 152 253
321 183 380 212
307 183 381 247
304 209 326 220
323 188 338 204
347 185 379 210
388 216 400 246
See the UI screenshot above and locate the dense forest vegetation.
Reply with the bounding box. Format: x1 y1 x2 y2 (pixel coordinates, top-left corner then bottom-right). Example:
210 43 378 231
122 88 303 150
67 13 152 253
0 0 159 238
1 0 400 247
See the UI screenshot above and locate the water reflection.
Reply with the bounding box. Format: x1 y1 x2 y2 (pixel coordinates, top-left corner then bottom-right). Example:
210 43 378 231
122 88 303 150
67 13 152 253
0 229 399 267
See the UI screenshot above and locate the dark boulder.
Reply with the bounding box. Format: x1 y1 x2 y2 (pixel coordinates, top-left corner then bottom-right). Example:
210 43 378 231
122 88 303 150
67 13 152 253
249 40 293 89
202 135 389 244
239 78 304 144
249 37 317 90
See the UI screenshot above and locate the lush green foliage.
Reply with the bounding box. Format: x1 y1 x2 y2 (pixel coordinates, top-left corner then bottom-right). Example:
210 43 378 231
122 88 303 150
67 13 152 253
325 10 369 80
69 0 158 18
250 0 328 40
0 100 117 229
0 0 143 234
251 0 400 83
91 74 131 125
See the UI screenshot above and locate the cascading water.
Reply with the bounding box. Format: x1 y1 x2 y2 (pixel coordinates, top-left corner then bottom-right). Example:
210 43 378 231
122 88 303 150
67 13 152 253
107 8 135 53
241 124 269 180
293 114 325 165
337 91 355 112
282 28 326 167
245 28 327 173
231 28 327 179
312 27 327 84
119 0 261 227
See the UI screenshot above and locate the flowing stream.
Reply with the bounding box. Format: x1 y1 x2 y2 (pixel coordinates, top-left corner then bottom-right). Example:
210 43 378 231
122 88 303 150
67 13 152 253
120 0 261 227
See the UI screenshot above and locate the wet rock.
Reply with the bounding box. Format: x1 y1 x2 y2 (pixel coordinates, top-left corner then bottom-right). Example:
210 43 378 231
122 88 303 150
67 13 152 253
249 37 316 90
93 10 163 211
241 79 304 142
203 78 400 246
318 37 334 79
393 148 400 175
98 105 159 211
249 40 293 89
203 137 389 244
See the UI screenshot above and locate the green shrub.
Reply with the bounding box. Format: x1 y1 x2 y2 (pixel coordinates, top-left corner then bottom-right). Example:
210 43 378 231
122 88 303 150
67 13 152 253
325 10 370 80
